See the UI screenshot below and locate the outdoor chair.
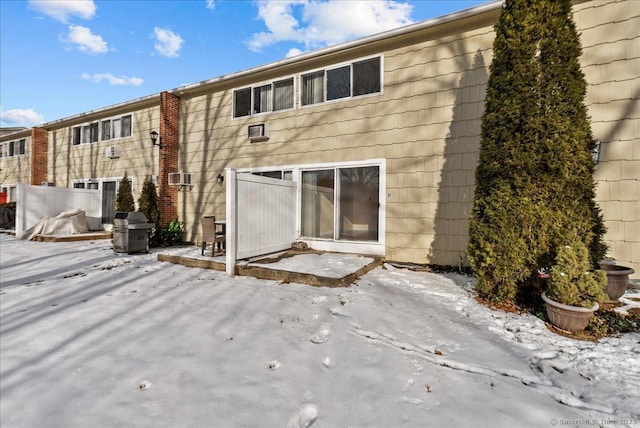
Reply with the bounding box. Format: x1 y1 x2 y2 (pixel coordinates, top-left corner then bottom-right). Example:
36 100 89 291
201 216 225 256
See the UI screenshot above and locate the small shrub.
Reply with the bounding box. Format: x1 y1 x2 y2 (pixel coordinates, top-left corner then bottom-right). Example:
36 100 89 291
138 175 160 243
115 173 135 213
138 175 159 224
546 236 607 308
587 308 640 337
157 219 184 246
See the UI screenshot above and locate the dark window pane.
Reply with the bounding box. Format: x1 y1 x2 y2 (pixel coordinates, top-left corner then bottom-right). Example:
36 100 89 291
353 57 381 96
234 88 252 117
101 181 117 224
73 127 81 145
90 122 99 143
102 120 111 140
327 65 350 100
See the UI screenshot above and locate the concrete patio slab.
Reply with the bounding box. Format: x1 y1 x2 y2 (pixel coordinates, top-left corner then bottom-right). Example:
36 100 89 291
157 246 382 287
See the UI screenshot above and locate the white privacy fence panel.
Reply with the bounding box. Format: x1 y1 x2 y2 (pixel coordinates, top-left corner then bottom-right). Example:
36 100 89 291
16 183 102 235
226 169 297 274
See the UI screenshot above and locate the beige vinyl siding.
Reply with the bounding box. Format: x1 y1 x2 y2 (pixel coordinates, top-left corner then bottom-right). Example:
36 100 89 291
177 25 497 265
177 0 638 273
0 135 31 188
48 105 160 199
576 0 640 275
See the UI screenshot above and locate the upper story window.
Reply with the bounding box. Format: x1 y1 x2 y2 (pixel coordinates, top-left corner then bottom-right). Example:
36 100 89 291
301 56 381 106
72 114 132 145
233 77 294 118
0 139 26 158
101 114 132 141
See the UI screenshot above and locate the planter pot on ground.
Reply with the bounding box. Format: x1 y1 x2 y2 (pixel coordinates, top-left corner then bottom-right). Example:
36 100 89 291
599 264 635 302
541 292 599 332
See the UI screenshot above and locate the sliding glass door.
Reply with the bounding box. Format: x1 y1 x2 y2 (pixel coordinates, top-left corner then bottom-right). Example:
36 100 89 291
301 170 335 239
101 181 116 224
339 166 379 241
301 166 379 242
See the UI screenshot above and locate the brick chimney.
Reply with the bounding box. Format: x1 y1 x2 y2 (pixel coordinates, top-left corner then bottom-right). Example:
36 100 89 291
30 127 48 185
158 91 180 226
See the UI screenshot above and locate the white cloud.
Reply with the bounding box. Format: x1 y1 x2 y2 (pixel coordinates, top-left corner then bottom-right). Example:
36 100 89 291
0 107 45 126
81 73 143 86
63 25 108 54
153 27 184 58
247 0 414 53
28 0 96 23
286 48 304 58
206 0 215 10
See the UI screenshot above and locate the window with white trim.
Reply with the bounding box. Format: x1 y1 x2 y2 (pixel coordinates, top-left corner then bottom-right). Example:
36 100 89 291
301 56 381 106
1 185 18 202
233 77 294 118
72 114 132 145
250 170 293 180
73 122 98 145
101 114 132 141
0 139 26 158
72 180 100 190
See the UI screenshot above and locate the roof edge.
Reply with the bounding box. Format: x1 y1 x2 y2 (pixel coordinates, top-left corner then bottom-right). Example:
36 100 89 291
30 0 503 130
172 0 503 95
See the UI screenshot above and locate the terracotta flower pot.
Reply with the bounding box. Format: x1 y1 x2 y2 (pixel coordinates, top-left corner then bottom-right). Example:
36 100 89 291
541 292 598 332
599 264 635 302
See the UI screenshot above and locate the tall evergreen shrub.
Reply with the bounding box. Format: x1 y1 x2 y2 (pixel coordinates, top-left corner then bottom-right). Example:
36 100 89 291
468 0 606 302
115 173 135 212
537 0 607 266
138 175 160 225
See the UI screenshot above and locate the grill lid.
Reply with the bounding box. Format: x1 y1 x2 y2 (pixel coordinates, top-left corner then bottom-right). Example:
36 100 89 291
114 211 150 224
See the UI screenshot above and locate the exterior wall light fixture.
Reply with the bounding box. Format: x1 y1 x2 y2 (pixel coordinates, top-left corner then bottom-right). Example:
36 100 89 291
150 130 163 149
216 173 224 186
592 139 601 165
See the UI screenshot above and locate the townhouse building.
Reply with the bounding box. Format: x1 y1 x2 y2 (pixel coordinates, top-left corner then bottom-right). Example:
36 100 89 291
1 0 637 274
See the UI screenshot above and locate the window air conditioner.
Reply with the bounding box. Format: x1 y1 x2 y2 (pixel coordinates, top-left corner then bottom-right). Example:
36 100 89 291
105 146 120 158
168 172 192 186
248 124 269 142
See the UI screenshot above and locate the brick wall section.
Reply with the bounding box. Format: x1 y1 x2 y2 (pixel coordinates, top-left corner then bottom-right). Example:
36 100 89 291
30 127 48 185
158 91 180 226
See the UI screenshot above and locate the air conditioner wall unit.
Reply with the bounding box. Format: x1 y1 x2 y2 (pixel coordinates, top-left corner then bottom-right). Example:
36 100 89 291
168 172 192 186
41 182 55 186
248 124 269 142
105 146 120 158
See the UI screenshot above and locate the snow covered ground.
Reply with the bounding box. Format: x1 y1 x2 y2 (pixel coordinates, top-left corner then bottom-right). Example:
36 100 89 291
1 235 638 428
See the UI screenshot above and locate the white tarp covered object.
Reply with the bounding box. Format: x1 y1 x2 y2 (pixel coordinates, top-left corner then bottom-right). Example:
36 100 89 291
19 208 89 240
15 183 102 235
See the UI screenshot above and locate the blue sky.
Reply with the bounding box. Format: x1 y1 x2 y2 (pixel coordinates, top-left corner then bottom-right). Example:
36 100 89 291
0 0 489 128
